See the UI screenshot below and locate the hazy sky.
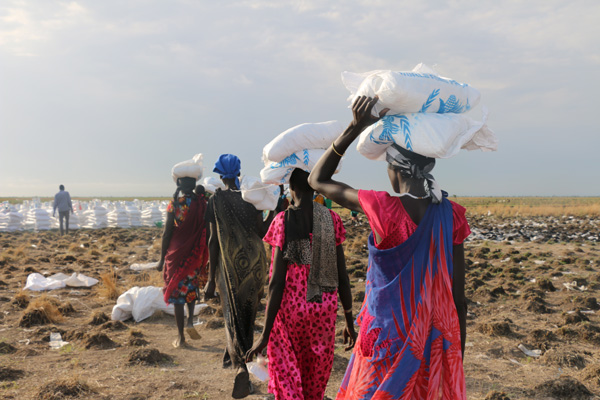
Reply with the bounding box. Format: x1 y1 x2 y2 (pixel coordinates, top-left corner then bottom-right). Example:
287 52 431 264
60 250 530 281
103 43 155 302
1 0 599 197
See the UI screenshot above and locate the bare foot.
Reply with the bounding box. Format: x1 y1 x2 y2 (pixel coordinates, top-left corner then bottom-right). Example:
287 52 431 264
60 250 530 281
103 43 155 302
172 337 188 349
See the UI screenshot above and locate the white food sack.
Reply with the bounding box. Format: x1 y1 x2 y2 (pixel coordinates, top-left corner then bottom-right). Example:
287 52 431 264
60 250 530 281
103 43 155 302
48 272 99 288
357 110 497 160
202 177 226 194
23 273 66 291
342 63 480 115
240 176 280 211
263 121 345 163
171 153 203 183
111 286 203 322
130 262 158 271
260 149 342 185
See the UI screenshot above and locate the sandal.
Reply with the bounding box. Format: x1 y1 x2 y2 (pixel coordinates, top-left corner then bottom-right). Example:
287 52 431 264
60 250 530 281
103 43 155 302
186 327 202 340
232 368 250 399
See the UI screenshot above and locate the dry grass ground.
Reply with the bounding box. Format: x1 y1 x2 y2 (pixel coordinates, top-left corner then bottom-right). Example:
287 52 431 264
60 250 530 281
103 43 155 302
455 196 600 217
0 204 599 399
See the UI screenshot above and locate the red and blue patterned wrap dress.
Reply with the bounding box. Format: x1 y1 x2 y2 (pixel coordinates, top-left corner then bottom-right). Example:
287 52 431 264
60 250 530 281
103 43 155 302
338 190 470 400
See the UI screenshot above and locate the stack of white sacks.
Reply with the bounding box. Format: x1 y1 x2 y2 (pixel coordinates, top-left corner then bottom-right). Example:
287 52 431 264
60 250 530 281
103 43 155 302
127 204 143 227
25 207 53 231
0 212 7 231
68 211 80 230
108 203 131 228
343 63 498 160
141 203 164 227
84 204 109 229
260 120 345 185
0 206 25 231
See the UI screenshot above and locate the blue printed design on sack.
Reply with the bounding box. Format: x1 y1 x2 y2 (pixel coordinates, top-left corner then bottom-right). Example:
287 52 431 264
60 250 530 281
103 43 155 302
438 95 469 113
272 153 300 168
398 72 467 87
420 89 440 112
371 115 412 150
278 168 295 183
370 117 396 144
302 150 310 166
397 115 412 150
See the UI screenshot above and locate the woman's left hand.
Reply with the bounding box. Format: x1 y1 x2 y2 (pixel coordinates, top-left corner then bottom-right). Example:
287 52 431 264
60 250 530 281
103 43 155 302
156 259 164 272
350 95 390 131
343 324 357 351
245 335 268 362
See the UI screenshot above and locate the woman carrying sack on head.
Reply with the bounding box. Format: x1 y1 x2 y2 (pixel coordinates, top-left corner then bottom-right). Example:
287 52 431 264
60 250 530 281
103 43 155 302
245 168 356 400
309 96 470 399
204 154 272 399
158 176 209 349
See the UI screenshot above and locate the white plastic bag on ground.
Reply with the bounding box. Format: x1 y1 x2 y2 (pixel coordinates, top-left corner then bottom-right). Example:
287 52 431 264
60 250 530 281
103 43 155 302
262 121 345 163
342 63 480 115
24 273 66 291
202 177 226 194
49 273 99 288
260 149 342 185
172 153 203 183
130 262 158 271
240 176 280 211
24 272 99 291
356 110 498 160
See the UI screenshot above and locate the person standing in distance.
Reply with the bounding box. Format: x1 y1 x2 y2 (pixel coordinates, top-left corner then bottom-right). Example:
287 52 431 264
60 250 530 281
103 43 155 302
53 184 73 235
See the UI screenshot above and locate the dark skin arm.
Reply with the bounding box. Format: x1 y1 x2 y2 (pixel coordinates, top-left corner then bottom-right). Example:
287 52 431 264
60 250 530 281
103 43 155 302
453 244 467 357
156 212 175 272
246 244 357 362
308 96 389 213
336 244 357 350
204 221 219 299
245 247 287 361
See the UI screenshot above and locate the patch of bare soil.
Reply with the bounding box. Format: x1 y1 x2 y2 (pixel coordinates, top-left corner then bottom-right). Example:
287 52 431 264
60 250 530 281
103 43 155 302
0 366 24 381
0 342 17 354
484 391 511 400
477 321 513 337
127 348 172 366
88 311 109 325
100 320 127 331
35 376 95 400
83 332 117 349
533 376 593 399
541 348 587 369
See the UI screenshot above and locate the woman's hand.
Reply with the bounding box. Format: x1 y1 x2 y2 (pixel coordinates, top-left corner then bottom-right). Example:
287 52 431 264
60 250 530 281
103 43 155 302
245 334 269 362
156 259 164 272
204 280 217 299
343 323 357 351
350 95 390 132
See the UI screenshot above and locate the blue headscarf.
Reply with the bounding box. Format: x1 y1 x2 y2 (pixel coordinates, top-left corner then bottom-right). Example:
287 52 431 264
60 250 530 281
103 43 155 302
213 154 241 189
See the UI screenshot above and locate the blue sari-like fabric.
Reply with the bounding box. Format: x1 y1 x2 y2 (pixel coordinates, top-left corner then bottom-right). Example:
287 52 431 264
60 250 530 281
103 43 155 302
337 197 466 400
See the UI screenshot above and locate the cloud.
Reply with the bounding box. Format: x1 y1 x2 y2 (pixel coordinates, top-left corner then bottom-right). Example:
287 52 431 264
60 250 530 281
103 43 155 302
1 0 599 196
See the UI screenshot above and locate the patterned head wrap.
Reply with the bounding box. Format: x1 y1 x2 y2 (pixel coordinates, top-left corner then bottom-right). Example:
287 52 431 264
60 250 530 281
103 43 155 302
213 154 241 189
386 143 442 203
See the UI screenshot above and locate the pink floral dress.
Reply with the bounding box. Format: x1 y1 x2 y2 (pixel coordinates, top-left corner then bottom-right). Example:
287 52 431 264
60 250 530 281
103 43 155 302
263 211 346 400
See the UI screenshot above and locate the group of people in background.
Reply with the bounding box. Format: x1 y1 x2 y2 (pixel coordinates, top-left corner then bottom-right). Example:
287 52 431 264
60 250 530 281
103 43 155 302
157 96 471 400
